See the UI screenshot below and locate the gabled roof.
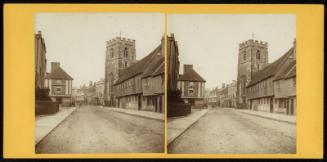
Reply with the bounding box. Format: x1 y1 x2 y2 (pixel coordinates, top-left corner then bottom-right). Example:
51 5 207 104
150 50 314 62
114 44 162 85
247 47 294 87
45 67 73 80
274 60 296 81
152 61 164 77
142 54 164 78
282 63 296 79
178 68 206 82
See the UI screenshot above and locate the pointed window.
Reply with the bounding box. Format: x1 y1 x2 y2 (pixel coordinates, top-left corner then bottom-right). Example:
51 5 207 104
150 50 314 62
124 47 128 58
110 48 114 58
256 50 260 59
243 51 246 61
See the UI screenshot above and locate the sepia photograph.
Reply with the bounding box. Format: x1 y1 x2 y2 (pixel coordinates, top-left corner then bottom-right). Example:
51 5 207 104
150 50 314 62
35 13 165 153
167 14 296 154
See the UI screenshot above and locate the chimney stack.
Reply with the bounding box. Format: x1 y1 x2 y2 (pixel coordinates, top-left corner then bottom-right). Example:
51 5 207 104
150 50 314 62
51 62 60 72
184 64 193 74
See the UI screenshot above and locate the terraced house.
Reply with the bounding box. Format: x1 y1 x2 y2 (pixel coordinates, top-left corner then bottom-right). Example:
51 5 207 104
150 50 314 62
113 37 165 113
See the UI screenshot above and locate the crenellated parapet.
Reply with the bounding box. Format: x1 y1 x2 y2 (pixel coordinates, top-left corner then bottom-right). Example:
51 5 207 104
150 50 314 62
239 39 268 49
106 37 135 47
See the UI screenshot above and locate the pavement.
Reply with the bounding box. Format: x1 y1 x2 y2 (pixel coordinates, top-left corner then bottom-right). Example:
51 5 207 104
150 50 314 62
102 106 164 121
167 108 209 145
168 108 296 154
35 107 76 145
36 106 164 153
236 108 296 124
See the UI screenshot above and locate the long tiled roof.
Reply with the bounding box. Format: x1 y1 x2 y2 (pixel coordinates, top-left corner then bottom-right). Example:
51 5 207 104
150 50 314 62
152 61 164 77
282 63 296 79
114 44 162 85
142 55 164 78
274 60 296 81
178 68 206 82
45 67 73 80
247 47 294 87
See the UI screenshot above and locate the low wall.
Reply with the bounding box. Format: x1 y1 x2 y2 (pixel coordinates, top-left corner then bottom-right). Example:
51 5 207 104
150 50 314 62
168 102 191 117
36 100 59 115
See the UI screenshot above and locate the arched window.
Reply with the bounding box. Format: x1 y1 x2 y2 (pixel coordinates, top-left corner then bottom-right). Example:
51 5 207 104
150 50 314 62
110 48 114 58
124 47 128 58
243 51 246 61
256 50 260 59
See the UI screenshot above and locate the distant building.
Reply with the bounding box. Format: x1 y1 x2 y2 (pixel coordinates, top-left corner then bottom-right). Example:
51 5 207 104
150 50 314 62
104 37 137 106
177 64 206 108
95 78 105 105
246 40 296 115
227 80 237 107
206 87 219 107
85 81 97 105
219 83 229 107
45 62 73 106
113 37 165 113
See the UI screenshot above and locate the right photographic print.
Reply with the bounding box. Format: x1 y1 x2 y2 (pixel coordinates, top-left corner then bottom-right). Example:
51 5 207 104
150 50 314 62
167 14 296 154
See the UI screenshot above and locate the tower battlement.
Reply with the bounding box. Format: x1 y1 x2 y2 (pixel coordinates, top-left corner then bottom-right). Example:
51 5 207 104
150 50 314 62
106 37 135 45
239 39 268 49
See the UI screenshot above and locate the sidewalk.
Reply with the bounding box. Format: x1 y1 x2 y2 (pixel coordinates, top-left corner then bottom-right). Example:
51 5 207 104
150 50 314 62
35 107 76 145
168 108 209 145
102 106 164 121
236 109 296 124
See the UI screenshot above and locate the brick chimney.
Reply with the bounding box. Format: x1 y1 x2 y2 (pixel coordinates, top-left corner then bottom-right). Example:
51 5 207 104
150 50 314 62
184 64 193 74
51 62 60 72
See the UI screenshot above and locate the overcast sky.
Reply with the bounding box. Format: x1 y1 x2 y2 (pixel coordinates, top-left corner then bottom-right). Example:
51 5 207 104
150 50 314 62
36 13 164 87
168 14 296 89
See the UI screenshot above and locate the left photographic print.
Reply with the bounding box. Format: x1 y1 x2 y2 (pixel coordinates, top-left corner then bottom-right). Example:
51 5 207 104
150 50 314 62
35 13 165 154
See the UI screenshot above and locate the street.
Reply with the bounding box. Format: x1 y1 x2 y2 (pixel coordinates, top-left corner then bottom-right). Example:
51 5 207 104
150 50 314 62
36 106 164 153
168 108 296 154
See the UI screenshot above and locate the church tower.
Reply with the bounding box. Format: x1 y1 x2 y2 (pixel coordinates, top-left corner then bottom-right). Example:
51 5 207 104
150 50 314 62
236 39 268 108
104 36 136 106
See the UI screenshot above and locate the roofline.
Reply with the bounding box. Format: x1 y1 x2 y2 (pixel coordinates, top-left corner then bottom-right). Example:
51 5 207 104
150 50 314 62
178 79 206 82
246 75 273 88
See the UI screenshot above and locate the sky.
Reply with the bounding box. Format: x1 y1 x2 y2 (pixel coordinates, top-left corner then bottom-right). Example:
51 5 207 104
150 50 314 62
35 13 164 88
168 14 296 89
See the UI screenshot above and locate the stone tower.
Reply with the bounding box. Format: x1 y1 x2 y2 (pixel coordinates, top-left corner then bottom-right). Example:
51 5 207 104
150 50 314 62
104 36 136 106
236 39 268 108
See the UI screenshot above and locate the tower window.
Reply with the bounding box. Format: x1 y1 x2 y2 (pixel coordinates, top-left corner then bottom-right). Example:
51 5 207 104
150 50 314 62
256 50 260 59
125 61 128 68
124 47 128 58
243 51 246 61
110 48 114 58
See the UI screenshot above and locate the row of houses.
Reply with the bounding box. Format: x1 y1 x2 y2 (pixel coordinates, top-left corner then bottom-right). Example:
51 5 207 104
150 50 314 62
103 36 165 113
245 44 296 115
205 80 237 108
236 38 296 116
72 79 105 106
